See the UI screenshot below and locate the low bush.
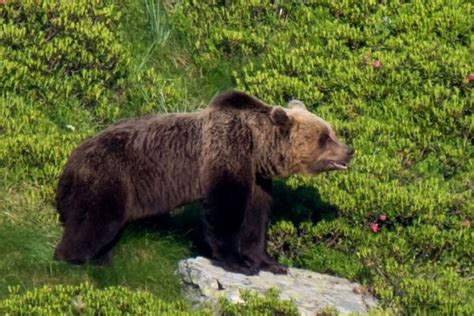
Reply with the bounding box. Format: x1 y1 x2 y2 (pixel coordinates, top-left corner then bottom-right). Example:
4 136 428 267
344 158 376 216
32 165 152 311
0 283 195 315
218 288 299 316
0 283 298 315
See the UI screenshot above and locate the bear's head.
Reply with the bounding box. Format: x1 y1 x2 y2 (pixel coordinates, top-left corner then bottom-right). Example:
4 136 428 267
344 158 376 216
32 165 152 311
270 100 354 176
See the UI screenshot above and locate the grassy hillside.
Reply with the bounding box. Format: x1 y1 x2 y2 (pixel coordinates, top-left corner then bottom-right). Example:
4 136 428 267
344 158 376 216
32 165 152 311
0 0 472 314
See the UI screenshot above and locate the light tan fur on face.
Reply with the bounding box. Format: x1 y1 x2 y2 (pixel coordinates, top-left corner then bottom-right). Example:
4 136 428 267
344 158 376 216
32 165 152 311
285 106 350 175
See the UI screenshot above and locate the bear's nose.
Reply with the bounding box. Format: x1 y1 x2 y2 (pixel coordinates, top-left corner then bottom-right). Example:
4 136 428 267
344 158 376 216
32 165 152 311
347 147 355 156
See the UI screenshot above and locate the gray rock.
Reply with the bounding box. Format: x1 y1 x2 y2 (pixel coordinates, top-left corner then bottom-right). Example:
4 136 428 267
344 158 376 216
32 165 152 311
178 257 378 315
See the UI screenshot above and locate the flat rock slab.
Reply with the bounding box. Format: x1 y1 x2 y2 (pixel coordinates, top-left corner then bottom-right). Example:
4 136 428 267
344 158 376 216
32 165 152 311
178 257 377 315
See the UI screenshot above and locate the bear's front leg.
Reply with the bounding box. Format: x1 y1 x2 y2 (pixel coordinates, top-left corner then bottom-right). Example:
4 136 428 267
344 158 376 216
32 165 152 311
240 178 288 275
203 174 260 275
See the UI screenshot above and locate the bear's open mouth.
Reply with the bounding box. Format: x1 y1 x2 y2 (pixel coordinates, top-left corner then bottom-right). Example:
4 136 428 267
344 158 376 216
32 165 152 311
330 161 348 170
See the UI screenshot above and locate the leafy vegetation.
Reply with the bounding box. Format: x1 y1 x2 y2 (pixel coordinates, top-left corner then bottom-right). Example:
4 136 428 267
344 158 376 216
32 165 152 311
0 283 298 315
217 288 299 316
0 0 472 314
0 283 197 315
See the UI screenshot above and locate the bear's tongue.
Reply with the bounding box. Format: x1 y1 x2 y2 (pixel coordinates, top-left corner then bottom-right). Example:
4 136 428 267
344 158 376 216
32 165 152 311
332 162 348 170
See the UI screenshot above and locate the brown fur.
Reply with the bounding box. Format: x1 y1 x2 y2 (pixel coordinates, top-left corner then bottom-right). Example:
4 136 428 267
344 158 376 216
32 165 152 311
54 90 353 274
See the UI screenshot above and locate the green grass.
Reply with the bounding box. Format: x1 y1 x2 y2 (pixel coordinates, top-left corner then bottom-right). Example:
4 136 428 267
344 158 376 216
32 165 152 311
0 220 190 300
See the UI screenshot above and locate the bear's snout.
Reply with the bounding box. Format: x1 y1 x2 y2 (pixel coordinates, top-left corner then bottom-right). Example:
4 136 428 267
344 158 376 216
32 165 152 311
322 144 354 171
346 147 355 157
343 146 355 164
337 145 354 169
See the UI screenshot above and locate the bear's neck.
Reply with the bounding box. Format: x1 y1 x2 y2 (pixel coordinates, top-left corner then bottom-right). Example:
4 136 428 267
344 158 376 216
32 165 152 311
250 118 291 179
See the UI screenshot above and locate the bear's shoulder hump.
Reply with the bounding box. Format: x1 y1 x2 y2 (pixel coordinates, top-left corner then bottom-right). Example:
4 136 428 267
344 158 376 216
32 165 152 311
208 90 270 112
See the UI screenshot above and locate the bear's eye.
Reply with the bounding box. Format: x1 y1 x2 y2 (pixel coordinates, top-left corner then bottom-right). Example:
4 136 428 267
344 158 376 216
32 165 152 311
318 132 330 147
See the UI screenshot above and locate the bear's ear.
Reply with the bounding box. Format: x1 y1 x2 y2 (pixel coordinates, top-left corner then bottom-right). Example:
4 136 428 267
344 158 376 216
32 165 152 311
288 100 307 110
270 107 292 130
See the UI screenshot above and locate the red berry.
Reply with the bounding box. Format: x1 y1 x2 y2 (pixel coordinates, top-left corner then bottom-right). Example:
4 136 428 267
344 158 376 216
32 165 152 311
379 213 387 221
373 60 381 69
370 222 379 233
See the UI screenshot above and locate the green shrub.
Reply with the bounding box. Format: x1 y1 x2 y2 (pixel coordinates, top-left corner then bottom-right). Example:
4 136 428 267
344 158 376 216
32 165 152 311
0 283 199 315
0 283 298 315
218 288 299 316
0 0 128 108
170 0 473 313
268 219 472 314
0 0 125 196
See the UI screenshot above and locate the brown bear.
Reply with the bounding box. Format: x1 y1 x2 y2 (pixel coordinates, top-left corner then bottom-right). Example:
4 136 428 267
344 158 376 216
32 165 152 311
54 90 353 275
